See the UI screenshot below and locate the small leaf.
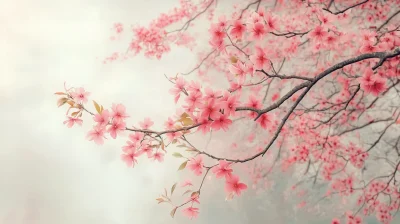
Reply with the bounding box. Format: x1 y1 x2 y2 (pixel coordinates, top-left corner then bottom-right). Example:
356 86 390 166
185 148 198 153
71 111 80 117
172 152 183 158
230 56 238 64
164 188 168 197
100 105 104 113
178 112 194 126
66 101 75 107
161 141 166 152
57 98 68 107
93 100 101 114
170 207 177 218
182 189 192 196
172 139 178 144
191 191 199 198
156 198 165 204
176 144 187 148
178 161 188 171
171 183 177 195
54 92 66 95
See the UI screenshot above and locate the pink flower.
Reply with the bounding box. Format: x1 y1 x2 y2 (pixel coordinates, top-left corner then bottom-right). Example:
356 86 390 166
230 20 245 40
185 91 203 108
181 179 193 187
225 175 247 196
248 22 266 40
187 156 204 176
229 61 248 83
211 113 232 131
221 94 239 116
87 126 106 145
187 194 200 204
151 152 164 162
139 146 152 158
309 25 327 42
331 218 340 224
166 131 183 142
93 109 110 127
182 206 199 219
107 119 126 139
359 69 386 96
71 87 90 104
128 133 144 145
169 77 187 103
139 117 154 129
121 148 140 167
200 100 221 120
209 24 226 41
212 160 233 178
257 113 271 129
111 103 129 122
164 117 175 129
63 116 83 128
264 13 277 30
249 46 269 70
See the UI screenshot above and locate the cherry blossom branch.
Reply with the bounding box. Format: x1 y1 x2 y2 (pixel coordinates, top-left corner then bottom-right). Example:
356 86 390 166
200 48 400 163
322 0 369 15
167 0 216 34
126 123 203 138
258 69 313 81
336 117 393 136
238 0 261 19
377 10 400 31
182 49 216 75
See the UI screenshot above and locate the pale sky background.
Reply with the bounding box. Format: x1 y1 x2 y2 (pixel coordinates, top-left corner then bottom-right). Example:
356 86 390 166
0 0 394 223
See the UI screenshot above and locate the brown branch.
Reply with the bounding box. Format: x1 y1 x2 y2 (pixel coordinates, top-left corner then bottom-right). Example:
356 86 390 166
167 0 216 34
377 10 400 31
323 0 369 15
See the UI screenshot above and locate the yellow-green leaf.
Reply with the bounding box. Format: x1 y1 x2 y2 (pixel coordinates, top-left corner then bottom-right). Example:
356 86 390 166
172 139 178 144
93 100 101 114
178 161 187 171
100 105 104 113
172 152 183 158
170 207 177 218
171 183 177 195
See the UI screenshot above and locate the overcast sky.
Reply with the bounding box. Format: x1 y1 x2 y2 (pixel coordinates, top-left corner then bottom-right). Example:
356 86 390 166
1 0 396 223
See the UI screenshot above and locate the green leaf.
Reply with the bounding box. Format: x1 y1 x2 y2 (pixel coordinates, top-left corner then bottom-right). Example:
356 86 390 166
176 144 187 148
170 183 177 195
178 161 187 171
172 152 183 158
